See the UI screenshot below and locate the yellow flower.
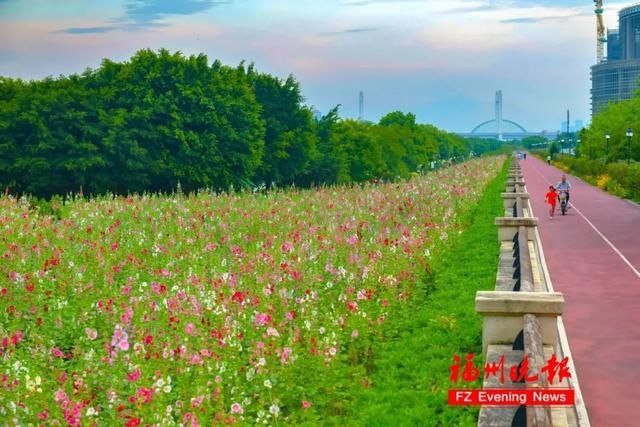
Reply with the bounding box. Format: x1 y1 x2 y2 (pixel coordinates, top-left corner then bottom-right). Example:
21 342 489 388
597 174 610 189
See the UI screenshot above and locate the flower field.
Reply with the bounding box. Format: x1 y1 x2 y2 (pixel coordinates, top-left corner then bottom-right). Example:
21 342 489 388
0 157 503 426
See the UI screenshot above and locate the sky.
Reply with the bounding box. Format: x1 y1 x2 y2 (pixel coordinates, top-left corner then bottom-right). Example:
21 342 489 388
0 0 637 133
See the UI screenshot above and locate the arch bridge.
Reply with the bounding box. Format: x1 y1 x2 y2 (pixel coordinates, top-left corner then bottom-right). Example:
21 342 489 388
457 91 547 140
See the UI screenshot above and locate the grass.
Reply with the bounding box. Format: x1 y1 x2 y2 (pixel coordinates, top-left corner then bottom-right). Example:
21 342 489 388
342 158 509 426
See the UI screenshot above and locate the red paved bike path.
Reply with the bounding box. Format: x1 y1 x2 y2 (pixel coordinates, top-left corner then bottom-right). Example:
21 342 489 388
520 156 640 426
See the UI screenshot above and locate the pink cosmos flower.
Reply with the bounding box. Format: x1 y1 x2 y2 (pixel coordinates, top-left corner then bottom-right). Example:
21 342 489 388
11 331 23 345
54 389 69 404
136 386 154 404
254 313 271 326
185 323 195 335
302 400 312 409
64 402 82 427
280 241 293 253
111 325 129 352
191 396 204 408
121 307 133 324
347 235 358 245
230 403 243 414
85 328 97 340
51 347 64 358
184 412 199 427
37 409 49 420
127 368 141 382
151 282 161 295
281 347 292 365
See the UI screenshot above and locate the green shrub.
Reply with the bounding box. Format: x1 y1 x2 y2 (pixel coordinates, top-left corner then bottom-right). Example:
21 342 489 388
607 163 640 201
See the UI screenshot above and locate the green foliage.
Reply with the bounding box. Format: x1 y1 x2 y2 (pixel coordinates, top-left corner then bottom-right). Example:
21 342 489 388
342 158 509 426
247 66 318 186
379 111 417 128
0 50 266 196
0 50 479 198
464 137 510 156
581 91 640 163
547 155 640 201
521 136 547 149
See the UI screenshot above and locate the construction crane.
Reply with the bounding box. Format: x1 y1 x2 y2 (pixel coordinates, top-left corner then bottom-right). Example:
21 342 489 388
595 0 606 63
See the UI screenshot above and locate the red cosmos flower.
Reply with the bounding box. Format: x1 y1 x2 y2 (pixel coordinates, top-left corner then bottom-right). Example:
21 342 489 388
347 301 358 313
125 418 141 427
11 331 23 345
231 291 244 304
144 335 154 345
37 409 49 420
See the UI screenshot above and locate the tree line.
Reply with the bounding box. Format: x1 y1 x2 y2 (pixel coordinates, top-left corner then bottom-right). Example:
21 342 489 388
579 92 640 163
0 49 499 198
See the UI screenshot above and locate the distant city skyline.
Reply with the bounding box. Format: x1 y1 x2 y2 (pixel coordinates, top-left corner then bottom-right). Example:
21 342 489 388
1 0 637 132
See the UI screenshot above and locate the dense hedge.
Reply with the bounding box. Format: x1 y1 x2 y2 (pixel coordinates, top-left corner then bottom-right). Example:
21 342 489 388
0 49 501 198
549 155 640 201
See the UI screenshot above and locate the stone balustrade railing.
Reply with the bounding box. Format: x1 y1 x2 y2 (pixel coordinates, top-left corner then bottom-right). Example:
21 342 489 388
475 155 588 427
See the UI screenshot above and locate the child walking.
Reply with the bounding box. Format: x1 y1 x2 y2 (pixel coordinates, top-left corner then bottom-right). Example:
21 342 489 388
545 185 557 219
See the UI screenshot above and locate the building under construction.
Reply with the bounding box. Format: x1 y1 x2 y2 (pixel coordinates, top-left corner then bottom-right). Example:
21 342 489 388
591 4 640 115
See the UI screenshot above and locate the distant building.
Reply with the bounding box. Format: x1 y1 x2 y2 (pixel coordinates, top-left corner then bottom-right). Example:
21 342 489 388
607 29 622 61
591 5 640 115
574 120 584 131
312 108 322 121
560 120 584 133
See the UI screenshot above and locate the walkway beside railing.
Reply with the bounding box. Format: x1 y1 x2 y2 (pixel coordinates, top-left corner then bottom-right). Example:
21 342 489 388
475 156 587 427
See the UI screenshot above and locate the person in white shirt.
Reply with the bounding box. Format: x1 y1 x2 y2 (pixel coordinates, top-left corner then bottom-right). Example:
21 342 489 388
555 175 572 205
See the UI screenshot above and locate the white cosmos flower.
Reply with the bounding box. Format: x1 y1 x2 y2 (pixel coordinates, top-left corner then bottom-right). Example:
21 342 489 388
269 404 280 417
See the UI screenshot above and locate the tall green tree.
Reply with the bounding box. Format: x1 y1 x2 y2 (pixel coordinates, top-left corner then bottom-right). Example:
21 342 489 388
246 67 317 186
